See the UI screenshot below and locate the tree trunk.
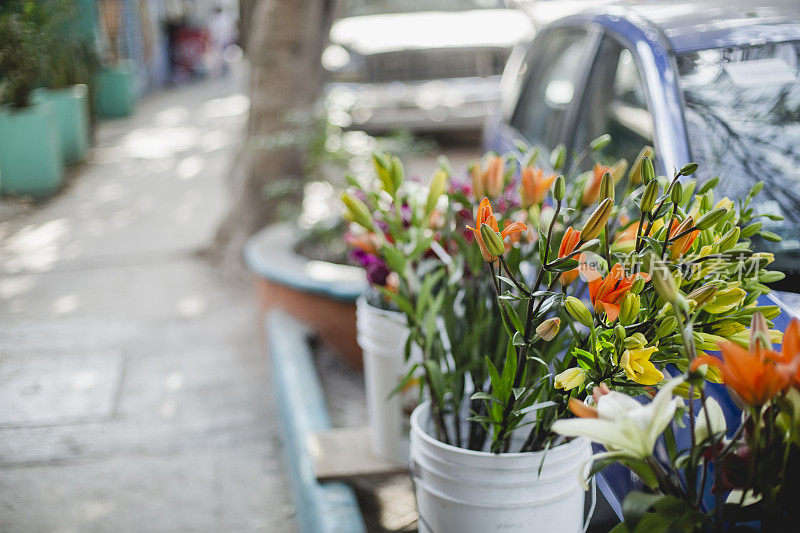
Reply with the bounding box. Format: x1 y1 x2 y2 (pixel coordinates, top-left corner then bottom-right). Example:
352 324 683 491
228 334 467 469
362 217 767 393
210 0 335 272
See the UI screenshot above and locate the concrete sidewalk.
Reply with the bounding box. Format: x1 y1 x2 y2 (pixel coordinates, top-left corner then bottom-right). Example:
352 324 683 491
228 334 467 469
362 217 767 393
0 73 295 532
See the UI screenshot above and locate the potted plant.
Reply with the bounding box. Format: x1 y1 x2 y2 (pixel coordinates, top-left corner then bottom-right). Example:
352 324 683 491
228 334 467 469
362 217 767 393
94 0 135 118
33 0 97 163
343 145 599 531
0 9 63 197
342 135 783 531
243 111 431 368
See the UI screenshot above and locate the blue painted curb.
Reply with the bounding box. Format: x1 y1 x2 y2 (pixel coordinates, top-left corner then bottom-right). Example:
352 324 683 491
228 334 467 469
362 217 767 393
245 224 367 303
267 311 366 533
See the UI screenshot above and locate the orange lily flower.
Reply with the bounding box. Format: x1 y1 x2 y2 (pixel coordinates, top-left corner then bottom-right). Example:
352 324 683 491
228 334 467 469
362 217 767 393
667 217 699 259
471 156 505 199
781 318 800 386
567 383 610 418
520 166 557 208
583 164 611 206
466 197 527 262
504 212 530 249
691 316 800 406
558 227 582 285
588 263 649 322
616 221 642 243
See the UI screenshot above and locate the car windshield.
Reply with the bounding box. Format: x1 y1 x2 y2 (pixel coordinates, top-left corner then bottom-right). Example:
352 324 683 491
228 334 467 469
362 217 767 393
677 42 800 245
343 0 504 17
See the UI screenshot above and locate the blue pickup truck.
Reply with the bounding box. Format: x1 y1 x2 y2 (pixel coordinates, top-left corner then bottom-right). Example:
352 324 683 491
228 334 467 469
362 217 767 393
483 0 800 524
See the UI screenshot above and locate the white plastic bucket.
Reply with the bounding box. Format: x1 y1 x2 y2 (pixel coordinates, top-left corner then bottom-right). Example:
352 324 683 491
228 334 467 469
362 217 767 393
356 296 420 463
410 402 592 533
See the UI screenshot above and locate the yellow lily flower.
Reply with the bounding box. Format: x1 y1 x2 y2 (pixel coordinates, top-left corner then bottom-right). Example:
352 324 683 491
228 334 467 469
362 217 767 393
620 346 663 385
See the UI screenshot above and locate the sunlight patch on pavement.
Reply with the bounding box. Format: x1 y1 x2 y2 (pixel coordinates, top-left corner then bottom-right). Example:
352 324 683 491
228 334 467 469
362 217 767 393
200 93 249 119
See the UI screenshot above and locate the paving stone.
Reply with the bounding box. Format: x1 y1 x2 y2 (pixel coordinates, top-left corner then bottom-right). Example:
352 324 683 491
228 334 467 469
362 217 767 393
0 451 217 533
0 351 123 427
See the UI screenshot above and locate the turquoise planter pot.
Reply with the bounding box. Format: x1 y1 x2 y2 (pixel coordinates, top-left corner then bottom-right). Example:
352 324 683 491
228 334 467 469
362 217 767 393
94 62 136 118
33 85 90 163
0 101 64 197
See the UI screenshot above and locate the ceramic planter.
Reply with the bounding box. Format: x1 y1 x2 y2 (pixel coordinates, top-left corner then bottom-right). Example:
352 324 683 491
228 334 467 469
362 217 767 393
244 224 367 368
33 85 90 163
94 61 136 118
410 402 592 533
0 101 63 197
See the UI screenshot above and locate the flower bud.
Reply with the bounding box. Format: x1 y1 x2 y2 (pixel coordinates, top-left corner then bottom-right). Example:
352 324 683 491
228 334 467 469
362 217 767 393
554 174 565 201
390 155 405 192
600 171 614 201
624 333 648 349
640 180 659 213
480 223 506 258
629 146 654 185
641 156 655 184
687 283 718 309
680 162 699 176
718 226 740 252
704 287 746 314
590 134 611 151
670 182 683 205
619 293 640 325
554 367 587 390
656 316 678 339
426 169 448 215
713 320 745 337
551 143 566 171
630 276 646 295
341 192 375 231
581 198 613 241
648 257 678 304
696 207 726 230
536 317 561 341
373 153 395 193
749 312 772 352
610 160 628 184
751 252 775 266
614 324 626 340
566 296 593 327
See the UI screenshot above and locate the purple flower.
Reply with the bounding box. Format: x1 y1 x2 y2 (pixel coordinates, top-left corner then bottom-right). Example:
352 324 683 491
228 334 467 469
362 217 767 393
350 250 390 287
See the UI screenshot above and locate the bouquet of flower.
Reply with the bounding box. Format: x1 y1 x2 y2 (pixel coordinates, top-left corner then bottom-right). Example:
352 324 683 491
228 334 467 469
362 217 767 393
342 135 785 462
553 302 800 530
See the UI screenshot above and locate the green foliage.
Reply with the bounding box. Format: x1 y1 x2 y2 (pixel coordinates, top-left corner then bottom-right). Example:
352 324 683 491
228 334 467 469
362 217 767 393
0 8 46 108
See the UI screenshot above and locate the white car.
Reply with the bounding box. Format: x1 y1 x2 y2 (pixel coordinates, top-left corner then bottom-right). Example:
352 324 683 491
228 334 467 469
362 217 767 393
323 1 533 133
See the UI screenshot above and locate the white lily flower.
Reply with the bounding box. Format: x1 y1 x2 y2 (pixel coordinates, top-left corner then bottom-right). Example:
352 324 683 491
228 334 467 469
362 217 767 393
694 397 726 444
552 379 682 459
726 489 762 506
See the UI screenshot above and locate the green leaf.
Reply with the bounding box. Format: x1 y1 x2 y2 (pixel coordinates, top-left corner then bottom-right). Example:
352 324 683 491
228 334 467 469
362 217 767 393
485 356 504 401
499 340 518 398
538 228 548 264
512 331 526 346
549 258 580 272
622 492 664 530
470 391 501 404
387 362 420 400
381 289 414 317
